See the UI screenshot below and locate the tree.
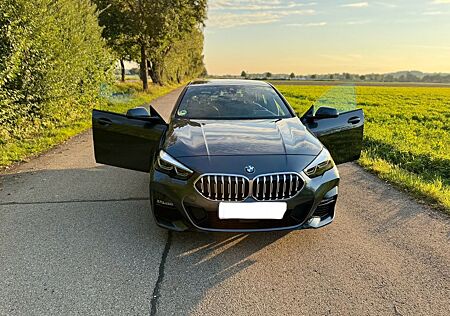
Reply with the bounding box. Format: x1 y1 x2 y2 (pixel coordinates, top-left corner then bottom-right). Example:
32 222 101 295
289 72 295 79
265 72 272 79
311 74 317 79
94 0 207 89
95 0 137 82
241 70 247 78
360 75 366 80
160 27 206 83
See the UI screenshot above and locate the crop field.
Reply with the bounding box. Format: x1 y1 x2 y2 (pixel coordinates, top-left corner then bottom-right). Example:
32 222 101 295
275 84 450 213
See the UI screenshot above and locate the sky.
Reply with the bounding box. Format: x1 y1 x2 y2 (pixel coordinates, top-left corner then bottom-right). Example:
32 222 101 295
203 0 450 75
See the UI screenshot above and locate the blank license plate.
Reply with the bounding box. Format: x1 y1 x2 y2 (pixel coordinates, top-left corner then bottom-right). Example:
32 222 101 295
219 202 287 220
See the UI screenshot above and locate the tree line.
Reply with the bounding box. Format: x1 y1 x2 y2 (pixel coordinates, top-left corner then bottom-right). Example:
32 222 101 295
0 0 207 146
94 0 207 89
237 70 450 83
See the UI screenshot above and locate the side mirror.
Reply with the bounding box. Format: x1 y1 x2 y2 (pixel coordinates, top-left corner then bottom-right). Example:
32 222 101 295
315 107 339 119
126 106 150 119
126 106 166 124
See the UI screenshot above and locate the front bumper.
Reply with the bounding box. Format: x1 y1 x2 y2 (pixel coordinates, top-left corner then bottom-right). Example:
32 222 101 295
149 166 340 233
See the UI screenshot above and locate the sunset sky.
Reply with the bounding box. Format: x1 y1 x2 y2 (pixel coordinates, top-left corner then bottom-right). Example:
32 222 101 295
203 0 450 75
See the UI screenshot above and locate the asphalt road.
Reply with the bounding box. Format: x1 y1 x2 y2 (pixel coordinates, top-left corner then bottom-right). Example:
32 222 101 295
1 88 449 315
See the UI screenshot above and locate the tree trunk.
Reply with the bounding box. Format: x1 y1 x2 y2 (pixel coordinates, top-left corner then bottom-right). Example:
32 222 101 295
148 59 162 85
140 44 148 91
120 59 125 82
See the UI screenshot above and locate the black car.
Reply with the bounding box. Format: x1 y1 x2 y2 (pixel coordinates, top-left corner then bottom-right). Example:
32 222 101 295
92 79 364 232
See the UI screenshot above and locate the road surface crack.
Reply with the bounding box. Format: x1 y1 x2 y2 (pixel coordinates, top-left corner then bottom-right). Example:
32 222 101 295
150 230 172 316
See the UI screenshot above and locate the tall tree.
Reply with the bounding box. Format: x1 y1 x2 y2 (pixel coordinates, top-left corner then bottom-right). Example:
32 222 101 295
95 0 137 82
94 0 207 89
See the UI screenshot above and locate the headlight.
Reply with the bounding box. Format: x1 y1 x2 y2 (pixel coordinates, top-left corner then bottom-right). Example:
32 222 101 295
156 150 193 179
304 148 335 178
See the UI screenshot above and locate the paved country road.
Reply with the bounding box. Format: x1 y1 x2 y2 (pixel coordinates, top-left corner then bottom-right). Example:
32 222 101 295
1 88 449 315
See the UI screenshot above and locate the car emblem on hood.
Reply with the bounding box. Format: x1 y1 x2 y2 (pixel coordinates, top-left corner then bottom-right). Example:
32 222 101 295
245 165 255 174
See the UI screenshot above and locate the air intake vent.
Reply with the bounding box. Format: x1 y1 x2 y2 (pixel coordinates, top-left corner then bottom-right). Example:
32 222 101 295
195 175 250 201
252 173 303 201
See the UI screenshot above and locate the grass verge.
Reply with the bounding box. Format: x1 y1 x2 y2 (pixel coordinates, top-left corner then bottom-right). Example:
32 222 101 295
359 153 450 215
0 81 182 171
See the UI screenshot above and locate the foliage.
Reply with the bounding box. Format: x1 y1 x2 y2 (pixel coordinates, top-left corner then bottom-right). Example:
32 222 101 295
93 0 207 87
94 0 138 60
0 81 182 169
276 84 450 212
160 27 206 84
0 0 114 147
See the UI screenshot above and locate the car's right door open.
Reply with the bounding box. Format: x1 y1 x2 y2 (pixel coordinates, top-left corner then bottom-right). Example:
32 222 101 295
302 107 364 164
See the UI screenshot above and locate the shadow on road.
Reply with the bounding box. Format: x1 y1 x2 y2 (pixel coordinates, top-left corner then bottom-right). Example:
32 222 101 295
0 165 297 314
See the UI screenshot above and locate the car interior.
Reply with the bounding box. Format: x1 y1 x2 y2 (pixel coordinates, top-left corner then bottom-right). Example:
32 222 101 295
177 86 291 119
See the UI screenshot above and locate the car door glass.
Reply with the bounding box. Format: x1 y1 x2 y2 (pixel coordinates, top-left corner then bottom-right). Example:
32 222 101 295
313 84 357 114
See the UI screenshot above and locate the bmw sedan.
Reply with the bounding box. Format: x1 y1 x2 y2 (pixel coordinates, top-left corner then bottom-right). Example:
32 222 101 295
92 79 364 232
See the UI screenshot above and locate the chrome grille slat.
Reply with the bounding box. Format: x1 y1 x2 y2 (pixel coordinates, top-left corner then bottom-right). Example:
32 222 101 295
208 178 212 198
275 175 280 198
195 173 303 202
263 176 267 201
289 174 293 196
228 176 231 200
221 175 224 200
270 176 274 199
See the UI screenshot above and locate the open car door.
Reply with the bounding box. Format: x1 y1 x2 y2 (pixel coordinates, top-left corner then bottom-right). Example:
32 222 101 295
301 106 364 164
92 107 167 172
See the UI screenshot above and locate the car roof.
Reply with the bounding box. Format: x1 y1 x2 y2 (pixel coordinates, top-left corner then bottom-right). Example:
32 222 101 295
188 79 271 87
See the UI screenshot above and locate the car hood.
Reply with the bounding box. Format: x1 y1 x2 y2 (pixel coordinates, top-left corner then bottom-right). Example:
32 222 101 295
163 117 322 158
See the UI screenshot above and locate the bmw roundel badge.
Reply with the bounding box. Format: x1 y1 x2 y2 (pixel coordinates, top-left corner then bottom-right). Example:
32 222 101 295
245 165 255 174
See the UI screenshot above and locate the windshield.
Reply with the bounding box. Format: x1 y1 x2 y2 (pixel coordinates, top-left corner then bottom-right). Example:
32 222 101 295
176 85 293 119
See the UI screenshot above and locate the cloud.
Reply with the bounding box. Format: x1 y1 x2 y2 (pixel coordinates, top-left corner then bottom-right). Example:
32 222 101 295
423 10 448 15
374 2 398 8
208 10 315 28
340 2 369 8
286 22 327 27
207 1 317 28
209 0 310 11
431 0 450 4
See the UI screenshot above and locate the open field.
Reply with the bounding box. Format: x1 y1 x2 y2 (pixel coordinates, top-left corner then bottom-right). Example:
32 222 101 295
269 80 450 88
276 84 450 213
0 82 181 170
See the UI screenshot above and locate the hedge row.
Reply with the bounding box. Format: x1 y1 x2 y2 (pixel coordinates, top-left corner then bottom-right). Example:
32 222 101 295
0 0 114 145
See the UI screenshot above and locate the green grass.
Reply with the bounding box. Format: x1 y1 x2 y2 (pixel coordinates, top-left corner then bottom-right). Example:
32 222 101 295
0 81 181 170
276 84 450 214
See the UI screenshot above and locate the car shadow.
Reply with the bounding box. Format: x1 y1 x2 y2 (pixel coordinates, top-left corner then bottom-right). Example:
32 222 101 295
0 165 300 314
157 231 294 315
